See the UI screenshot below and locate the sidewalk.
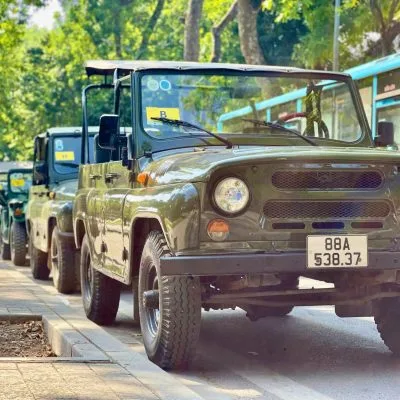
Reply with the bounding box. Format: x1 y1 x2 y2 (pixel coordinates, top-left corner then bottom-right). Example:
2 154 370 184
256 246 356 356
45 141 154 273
0 261 204 400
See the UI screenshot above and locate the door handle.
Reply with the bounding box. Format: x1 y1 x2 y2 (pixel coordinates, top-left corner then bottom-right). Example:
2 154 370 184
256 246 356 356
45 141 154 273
89 174 101 180
105 173 120 183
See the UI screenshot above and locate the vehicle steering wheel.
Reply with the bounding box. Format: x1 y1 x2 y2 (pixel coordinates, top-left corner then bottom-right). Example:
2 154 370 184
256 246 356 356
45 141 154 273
277 112 329 139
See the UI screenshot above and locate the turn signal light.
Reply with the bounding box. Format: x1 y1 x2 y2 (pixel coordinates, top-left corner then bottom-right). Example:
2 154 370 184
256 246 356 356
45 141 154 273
207 219 229 241
137 172 150 186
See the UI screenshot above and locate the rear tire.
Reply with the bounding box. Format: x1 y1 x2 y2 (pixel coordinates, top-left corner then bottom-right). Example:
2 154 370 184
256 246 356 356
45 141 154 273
11 222 27 266
132 276 140 326
0 234 10 260
375 297 400 355
139 231 201 370
51 227 77 294
80 234 120 325
244 277 299 321
29 229 49 280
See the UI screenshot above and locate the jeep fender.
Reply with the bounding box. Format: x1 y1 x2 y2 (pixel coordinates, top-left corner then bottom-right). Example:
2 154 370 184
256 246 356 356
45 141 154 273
124 182 201 282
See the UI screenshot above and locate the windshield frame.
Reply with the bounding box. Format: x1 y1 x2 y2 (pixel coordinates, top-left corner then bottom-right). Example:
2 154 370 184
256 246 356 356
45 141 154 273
134 69 372 156
7 168 32 195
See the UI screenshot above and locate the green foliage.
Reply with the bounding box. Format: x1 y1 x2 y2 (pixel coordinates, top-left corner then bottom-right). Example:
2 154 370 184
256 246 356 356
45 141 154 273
0 0 399 161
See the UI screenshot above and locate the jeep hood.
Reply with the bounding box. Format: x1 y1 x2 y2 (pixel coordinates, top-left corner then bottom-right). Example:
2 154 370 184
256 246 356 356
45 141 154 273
146 146 400 185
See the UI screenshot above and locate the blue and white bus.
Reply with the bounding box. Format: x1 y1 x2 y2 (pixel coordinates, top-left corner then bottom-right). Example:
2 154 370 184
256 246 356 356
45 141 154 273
218 52 400 142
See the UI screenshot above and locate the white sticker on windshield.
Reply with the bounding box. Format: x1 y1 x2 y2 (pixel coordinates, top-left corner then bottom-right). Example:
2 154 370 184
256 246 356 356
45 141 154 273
55 139 64 151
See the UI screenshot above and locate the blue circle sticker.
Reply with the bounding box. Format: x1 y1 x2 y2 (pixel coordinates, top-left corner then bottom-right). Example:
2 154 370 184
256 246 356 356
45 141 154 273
159 79 171 91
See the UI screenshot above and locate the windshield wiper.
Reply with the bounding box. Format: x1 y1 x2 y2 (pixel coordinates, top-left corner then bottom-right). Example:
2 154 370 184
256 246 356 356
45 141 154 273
242 118 317 146
54 161 80 168
151 117 233 149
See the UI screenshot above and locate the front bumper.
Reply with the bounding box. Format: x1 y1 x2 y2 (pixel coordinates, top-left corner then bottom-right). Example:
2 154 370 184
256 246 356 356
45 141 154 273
160 251 400 276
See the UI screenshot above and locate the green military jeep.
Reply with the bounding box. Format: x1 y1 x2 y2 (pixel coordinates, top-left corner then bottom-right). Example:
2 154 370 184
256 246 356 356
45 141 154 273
74 60 400 370
27 127 95 293
0 168 33 265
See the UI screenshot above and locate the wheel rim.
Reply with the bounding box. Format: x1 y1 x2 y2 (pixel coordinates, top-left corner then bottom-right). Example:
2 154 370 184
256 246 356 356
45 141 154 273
51 236 59 284
83 249 93 304
144 264 160 338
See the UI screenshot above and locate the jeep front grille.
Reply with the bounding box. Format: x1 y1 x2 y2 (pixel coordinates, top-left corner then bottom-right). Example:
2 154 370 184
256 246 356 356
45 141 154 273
263 200 390 219
271 170 383 190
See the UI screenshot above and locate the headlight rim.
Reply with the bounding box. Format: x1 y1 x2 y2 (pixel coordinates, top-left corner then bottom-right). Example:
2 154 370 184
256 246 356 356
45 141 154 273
211 175 251 217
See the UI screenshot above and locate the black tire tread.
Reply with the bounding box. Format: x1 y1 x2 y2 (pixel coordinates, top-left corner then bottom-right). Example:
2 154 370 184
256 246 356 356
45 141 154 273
11 222 27 266
140 231 201 370
80 235 120 326
0 236 10 260
30 230 49 280
374 298 400 355
245 277 299 319
52 227 77 294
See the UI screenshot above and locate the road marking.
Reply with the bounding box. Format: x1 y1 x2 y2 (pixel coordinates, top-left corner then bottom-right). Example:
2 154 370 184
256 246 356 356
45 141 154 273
198 341 335 400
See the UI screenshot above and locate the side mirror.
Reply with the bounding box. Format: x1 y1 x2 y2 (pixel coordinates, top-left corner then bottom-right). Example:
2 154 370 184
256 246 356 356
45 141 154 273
33 161 47 185
99 114 119 150
375 121 394 147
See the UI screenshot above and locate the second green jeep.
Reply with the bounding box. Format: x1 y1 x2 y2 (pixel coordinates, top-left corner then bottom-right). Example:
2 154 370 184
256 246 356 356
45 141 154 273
26 127 95 293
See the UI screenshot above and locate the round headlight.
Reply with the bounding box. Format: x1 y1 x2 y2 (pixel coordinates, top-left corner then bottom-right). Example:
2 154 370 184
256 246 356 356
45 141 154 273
213 177 250 215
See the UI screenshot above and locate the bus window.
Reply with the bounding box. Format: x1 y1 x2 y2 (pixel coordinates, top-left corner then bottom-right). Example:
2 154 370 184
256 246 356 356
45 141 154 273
357 77 373 127
378 105 400 146
377 69 400 97
320 84 361 141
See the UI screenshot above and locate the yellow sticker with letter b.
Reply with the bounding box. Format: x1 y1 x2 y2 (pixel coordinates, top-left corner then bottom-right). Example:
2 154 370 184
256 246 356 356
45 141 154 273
146 107 180 125
11 179 24 187
55 151 75 161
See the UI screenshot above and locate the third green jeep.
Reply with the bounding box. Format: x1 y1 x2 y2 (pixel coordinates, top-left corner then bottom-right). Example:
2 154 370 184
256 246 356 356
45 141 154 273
74 60 400 370
0 168 32 265
27 127 95 293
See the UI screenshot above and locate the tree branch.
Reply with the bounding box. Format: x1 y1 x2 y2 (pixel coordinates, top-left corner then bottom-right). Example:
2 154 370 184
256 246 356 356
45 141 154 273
135 0 165 60
210 1 238 62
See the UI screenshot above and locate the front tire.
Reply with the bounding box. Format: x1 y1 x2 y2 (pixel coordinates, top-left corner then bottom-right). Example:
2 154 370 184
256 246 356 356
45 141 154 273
51 227 77 294
139 231 201 370
11 222 27 266
29 229 49 280
375 297 400 355
80 234 120 325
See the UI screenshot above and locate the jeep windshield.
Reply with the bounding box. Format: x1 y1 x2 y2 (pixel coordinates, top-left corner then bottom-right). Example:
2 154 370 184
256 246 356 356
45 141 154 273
53 136 94 174
140 72 367 147
9 171 32 194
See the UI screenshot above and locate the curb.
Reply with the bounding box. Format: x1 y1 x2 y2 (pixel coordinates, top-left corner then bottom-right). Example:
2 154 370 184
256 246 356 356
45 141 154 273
9 265 206 400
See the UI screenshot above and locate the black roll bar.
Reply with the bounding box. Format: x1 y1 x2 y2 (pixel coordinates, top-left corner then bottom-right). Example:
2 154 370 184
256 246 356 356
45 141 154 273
81 83 114 164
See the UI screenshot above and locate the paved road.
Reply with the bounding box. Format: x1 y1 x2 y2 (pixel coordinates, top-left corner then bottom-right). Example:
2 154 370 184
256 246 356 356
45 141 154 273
18 269 400 400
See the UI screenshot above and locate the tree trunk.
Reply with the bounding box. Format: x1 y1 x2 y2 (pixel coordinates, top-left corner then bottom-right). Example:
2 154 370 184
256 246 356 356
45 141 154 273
368 0 399 56
211 1 238 62
135 0 165 59
237 0 265 65
113 7 123 58
184 0 204 61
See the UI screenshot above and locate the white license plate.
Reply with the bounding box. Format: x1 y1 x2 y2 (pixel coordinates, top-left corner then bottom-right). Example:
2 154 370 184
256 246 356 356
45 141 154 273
307 235 368 268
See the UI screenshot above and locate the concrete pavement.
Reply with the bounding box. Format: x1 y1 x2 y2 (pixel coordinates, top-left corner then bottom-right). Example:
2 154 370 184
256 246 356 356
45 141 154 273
0 261 204 400
5 260 400 400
